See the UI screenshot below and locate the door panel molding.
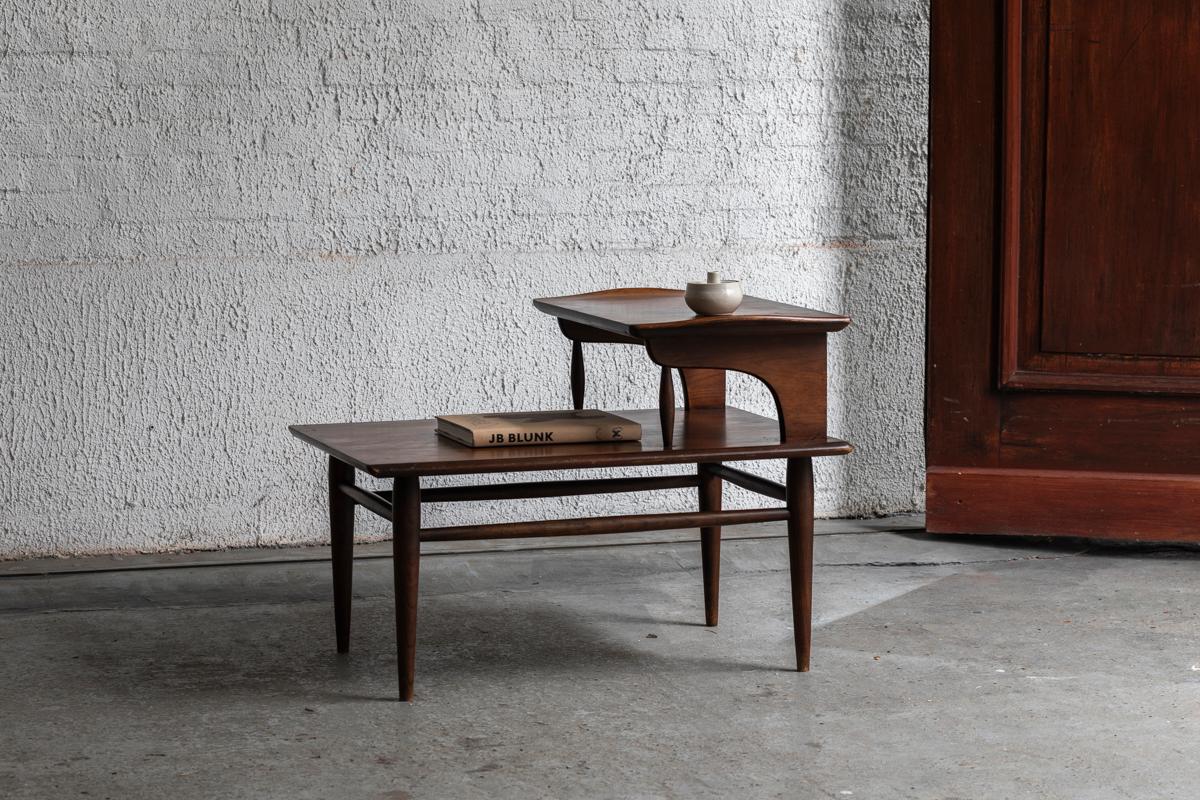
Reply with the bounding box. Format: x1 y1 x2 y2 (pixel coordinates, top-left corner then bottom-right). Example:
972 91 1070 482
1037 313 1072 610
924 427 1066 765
998 0 1200 395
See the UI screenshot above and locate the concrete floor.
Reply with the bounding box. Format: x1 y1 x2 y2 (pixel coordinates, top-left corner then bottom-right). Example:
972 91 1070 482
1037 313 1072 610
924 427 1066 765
2 517 1199 799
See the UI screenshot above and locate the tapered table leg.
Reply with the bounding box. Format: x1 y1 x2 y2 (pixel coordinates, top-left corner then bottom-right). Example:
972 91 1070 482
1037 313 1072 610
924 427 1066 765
786 457 814 671
329 457 355 654
698 463 722 627
659 366 675 447
392 476 421 701
570 339 585 410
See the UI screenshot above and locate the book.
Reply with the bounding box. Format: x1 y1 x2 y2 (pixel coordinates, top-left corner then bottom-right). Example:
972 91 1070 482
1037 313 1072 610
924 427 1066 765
435 409 642 448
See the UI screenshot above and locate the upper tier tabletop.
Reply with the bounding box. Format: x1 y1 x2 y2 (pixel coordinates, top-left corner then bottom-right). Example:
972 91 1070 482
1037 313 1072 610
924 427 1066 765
291 407 852 478
533 288 851 338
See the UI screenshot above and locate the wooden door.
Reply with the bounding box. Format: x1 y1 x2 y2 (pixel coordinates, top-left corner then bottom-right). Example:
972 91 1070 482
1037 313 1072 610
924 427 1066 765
927 0 1200 540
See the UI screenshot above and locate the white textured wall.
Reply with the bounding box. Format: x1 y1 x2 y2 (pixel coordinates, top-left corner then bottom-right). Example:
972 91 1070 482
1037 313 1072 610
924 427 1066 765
0 0 928 559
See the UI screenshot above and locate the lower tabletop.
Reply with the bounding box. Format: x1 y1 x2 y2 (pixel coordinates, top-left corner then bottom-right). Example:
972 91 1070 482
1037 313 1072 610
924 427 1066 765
289 407 852 478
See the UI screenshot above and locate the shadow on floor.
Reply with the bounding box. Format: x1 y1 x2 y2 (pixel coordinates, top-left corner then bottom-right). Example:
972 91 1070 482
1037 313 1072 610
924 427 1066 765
22 595 773 706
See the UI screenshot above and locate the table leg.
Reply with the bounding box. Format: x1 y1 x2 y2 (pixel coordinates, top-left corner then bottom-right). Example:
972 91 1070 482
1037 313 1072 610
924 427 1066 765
698 463 722 626
570 339 585 410
786 457 814 671
328 457 355 654
659 366 675 447
392 476 421 701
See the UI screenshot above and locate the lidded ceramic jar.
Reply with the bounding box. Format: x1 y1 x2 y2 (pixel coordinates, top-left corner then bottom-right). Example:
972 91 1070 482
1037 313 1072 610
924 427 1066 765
685 271 743 315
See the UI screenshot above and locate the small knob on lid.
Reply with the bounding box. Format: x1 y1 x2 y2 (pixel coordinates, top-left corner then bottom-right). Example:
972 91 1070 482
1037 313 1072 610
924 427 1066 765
707 271 720 284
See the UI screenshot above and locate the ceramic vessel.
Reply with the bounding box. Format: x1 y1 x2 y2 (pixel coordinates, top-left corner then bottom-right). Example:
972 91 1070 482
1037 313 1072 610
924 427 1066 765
685 271 743 315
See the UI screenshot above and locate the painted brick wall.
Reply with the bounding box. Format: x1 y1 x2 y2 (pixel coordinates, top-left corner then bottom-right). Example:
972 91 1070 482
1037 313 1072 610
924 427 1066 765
0 0 928 558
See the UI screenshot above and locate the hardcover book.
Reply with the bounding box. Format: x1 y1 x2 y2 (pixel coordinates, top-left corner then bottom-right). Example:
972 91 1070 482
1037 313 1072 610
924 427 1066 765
435 410 642 448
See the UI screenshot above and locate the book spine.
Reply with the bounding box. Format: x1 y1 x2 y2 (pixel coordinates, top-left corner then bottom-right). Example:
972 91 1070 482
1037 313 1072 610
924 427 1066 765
472 425 638 447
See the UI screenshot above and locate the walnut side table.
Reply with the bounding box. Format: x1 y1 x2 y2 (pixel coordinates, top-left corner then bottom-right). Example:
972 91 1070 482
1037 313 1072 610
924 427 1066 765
290 288 851 700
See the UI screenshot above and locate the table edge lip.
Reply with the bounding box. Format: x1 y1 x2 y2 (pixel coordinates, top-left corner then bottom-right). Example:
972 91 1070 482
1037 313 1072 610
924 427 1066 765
531 291 851 336
288 421 853 479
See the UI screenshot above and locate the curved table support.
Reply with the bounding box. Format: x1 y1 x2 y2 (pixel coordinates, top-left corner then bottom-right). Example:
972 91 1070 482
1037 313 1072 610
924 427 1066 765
557 319 824 443
644 331 828 443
